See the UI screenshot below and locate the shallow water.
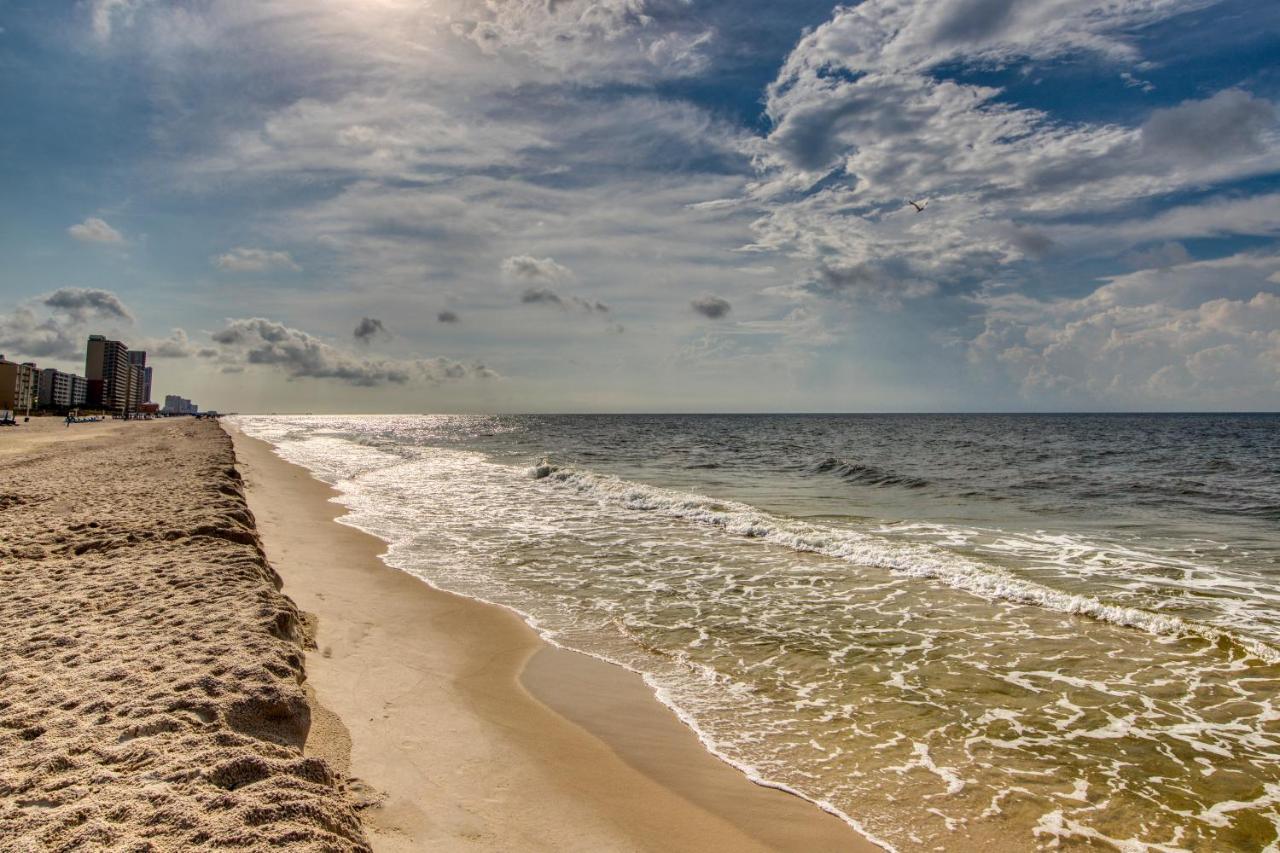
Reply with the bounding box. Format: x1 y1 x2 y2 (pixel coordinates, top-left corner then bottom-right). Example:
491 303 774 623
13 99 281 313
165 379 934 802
233 413 1280 851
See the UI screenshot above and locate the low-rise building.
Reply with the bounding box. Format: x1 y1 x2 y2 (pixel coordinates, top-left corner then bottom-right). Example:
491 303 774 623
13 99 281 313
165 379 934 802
0 356 39 412
37 367 90 409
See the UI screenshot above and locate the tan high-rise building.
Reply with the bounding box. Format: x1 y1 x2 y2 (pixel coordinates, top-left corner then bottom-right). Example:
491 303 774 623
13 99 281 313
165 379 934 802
0 357 39 412
86 335 131 414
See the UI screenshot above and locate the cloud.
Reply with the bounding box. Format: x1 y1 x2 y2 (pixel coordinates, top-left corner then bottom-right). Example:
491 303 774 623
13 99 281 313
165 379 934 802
502 255 572 283
133 328 197 358
210 317 496 386
353 317 388 344
691 295 731 319
42 288 134 323
448 0 713 80
1122 242 1193 270
68 217 124 244
521 287 609 314
0 288 135 360
437 310 460 324
1141 88 1277 162
968 252 1280 406
89 0 150 42
212 247 301 273
743 0 1280 316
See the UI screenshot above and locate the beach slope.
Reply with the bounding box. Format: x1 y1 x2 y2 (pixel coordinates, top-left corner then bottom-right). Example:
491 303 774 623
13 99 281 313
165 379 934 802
0 418 369 850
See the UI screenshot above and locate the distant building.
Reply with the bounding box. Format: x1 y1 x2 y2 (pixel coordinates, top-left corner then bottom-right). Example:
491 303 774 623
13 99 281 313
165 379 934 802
38 368 90 409
0 356 39 412
86 335 131 414
162 394 198 415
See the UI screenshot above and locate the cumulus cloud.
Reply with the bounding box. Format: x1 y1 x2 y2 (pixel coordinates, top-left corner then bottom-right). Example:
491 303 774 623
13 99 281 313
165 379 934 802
502 254 572 283
968 253 1280 406
135 328 197 358
0 288 135 360
353 317 388 344
437 310 460 324
68 217 124 244
42 288 133 323
210 317 496 386
212 247 301 273
691 295 731 319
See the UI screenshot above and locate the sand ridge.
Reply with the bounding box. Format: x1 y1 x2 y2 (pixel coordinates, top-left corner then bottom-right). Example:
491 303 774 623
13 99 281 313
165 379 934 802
0 419 369 851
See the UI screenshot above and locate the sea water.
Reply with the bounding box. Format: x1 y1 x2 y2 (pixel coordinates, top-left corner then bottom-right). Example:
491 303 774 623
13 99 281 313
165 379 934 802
233 414 1280 852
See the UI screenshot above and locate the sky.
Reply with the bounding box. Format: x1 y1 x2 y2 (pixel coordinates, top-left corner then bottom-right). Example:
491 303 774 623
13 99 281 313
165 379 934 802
1 0 1278 413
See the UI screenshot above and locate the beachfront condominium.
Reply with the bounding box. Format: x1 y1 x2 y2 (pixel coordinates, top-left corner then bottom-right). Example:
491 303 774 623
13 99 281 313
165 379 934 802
128 351 152 404
37 368 89 410
0 356 39 412
86 335 132 414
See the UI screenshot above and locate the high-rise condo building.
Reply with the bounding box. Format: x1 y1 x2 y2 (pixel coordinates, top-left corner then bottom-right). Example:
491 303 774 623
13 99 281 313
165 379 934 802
86 335 131 414
128 351 152 404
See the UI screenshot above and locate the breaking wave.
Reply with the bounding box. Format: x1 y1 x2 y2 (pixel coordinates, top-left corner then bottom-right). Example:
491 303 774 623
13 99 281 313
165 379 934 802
531 460 1280 664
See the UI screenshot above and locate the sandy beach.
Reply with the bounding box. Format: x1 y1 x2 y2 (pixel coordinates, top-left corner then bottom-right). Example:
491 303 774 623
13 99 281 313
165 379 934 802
228 423 877 852
1 415 873 851
0 417 368 850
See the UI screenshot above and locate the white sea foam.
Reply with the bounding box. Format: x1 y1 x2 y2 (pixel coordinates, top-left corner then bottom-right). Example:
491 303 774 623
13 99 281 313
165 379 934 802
234 417 1280 852
533 462 1280 663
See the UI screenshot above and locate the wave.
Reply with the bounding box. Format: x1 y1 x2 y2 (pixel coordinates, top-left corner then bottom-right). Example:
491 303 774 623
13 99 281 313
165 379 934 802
810 456 929 489
529 461 1280 665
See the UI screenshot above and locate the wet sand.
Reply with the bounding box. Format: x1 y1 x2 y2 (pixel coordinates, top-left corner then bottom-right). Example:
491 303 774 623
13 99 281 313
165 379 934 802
228 423 877 852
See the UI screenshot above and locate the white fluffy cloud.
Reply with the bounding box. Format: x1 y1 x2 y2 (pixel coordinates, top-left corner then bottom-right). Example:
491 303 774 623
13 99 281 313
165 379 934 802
968 253 1280 406
68 217 124 244
502 255 573 283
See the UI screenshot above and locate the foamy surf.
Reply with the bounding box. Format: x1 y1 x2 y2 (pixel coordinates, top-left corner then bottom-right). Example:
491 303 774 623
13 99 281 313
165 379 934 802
531 460 1280 665
236 415 1280 852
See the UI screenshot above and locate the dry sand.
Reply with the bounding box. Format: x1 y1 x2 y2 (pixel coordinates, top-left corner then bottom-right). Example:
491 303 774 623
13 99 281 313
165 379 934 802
229 423 879 853
0 418 369 850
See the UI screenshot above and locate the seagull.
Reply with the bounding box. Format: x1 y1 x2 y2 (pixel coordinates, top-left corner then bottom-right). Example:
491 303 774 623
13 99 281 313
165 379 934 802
907 199 929 213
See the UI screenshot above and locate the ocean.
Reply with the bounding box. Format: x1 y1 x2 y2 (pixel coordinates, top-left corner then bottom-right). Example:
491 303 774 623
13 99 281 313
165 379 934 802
232 413 1280 852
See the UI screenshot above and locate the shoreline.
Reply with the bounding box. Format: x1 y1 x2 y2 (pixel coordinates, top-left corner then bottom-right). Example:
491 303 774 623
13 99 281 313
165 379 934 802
227 422 879 851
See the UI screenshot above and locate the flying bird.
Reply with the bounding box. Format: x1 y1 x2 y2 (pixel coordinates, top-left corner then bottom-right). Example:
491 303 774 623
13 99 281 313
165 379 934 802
907 199 929 213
